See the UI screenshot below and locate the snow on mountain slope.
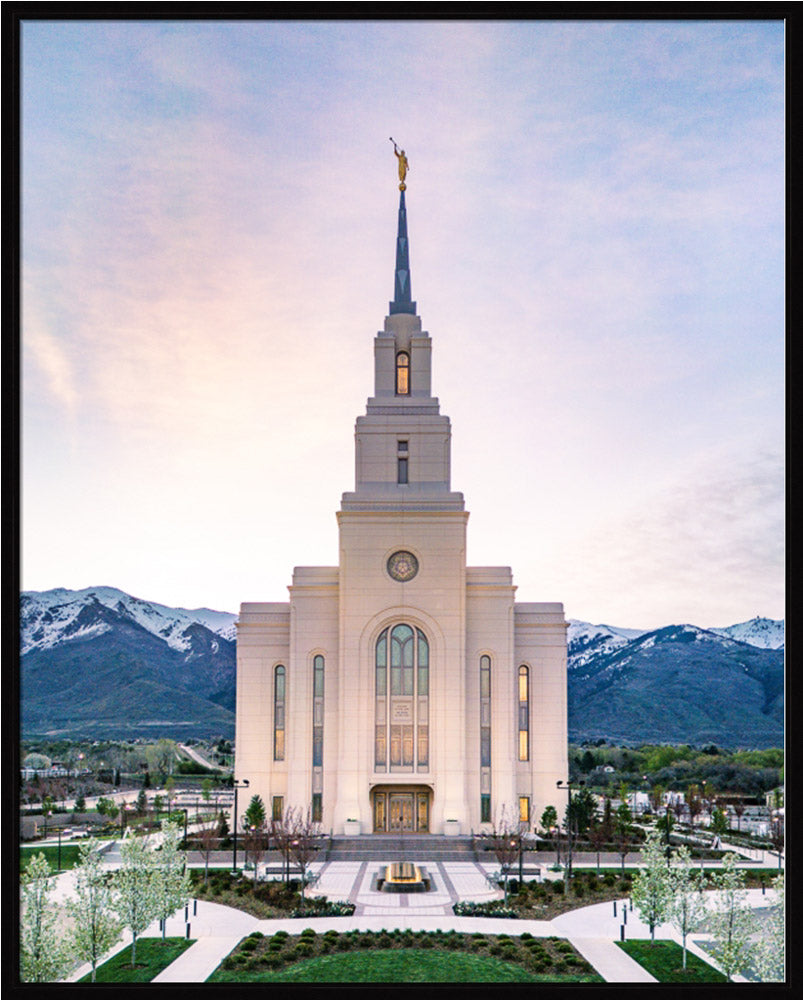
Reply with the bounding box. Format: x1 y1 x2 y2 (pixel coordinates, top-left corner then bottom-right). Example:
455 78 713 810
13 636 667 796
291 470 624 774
567 619 647 669
710 616 784 650
21 586 238 655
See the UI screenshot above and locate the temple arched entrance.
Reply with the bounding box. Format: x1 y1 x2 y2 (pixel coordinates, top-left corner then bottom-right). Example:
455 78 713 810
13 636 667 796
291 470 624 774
371 785 431 833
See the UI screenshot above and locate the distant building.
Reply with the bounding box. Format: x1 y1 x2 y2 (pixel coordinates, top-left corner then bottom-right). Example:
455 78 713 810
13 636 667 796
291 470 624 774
235 177 568 835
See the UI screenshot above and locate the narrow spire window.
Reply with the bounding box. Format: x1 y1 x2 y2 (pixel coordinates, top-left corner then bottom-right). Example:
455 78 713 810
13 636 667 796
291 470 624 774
518 665 530 762
396 352 410 395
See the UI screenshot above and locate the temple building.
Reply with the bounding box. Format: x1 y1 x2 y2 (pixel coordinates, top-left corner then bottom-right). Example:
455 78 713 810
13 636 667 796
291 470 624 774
235 162 568 836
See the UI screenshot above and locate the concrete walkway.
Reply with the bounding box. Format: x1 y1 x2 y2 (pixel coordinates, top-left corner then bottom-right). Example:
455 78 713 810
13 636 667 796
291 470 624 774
62 858 779 984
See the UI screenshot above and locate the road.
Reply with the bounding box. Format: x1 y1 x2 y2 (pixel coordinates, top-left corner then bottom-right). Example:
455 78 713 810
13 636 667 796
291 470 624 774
177 743 229 773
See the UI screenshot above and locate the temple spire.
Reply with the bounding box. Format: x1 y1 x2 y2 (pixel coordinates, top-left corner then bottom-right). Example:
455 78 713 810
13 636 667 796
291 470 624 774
389 189 417 315
389 141 416 315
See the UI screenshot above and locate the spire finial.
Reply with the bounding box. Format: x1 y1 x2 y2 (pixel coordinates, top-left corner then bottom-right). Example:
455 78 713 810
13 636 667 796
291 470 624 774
390 137 409 191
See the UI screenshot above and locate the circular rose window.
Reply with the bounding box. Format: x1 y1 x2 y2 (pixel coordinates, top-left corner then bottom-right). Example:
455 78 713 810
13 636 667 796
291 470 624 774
387 550 419 582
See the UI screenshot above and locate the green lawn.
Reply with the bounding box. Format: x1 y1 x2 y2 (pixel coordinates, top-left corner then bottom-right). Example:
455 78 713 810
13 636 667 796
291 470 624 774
20 844 81 872
207 947 598 983
78 938 194 982
617 940 727 983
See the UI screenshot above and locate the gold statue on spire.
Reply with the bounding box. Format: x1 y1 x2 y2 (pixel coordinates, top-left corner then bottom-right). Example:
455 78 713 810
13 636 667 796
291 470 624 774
390 138 409 190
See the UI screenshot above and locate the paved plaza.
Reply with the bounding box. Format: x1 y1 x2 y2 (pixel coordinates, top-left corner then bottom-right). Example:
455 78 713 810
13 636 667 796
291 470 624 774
56 853 778 984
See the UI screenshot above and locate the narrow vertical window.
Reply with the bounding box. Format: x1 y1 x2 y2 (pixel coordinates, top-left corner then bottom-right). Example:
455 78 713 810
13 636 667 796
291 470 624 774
272 795 284 822
519 795 530 825
312 655 324 767
480 654 492 825
312 793 322 823
397 457 408 484
396 351 410 394
481 794 491 824
518 665 530 761
375 628 388 769
273 665 285 761
480 655 491 767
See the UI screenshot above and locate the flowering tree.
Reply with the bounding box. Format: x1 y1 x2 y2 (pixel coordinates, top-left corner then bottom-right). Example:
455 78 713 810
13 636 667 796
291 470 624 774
66 840 121 982
152 820 192 940
707 852 757 981
113 836 158 966
20 854 71 982
667 844 707 969
630 829 672 942
753 872 784 982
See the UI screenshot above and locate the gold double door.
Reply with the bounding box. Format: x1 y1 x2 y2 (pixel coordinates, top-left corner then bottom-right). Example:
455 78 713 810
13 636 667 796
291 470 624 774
373 788 429 832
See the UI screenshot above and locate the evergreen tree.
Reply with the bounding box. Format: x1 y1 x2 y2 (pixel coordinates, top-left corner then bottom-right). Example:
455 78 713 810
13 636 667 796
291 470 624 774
667 844 707 969
113 836 158 967
20 854 70 982
539 804 557 836
707 852 757 981
66 840 121 982
243 794 266 831
630 829 672 942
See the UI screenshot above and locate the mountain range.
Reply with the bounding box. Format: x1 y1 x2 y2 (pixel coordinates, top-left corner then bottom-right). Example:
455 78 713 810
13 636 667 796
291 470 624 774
20 587 784 747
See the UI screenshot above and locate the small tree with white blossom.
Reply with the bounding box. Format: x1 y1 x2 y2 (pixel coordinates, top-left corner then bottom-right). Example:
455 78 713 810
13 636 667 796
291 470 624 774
113 835 158 967
66 839 121 982
667 844 708 969
707 852 757 981
20 853 71 982
630 828 672 942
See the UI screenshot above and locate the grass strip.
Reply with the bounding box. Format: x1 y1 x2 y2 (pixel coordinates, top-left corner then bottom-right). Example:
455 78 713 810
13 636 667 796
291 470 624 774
20 844 81 872
208 947 600 983
616 940 726 983
78 937 194 982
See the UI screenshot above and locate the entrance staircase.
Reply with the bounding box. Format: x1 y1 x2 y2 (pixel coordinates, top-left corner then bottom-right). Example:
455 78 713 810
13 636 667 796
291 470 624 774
325 834 477 863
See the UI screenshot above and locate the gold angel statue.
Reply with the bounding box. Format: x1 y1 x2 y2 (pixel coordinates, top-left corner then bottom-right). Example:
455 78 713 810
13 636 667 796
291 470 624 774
390 138 409 190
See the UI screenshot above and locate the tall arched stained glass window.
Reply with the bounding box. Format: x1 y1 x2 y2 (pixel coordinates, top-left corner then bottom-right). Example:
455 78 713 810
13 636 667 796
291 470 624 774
274 665 286 761
375 624 428 772
518 665 529 762
396 351 410 395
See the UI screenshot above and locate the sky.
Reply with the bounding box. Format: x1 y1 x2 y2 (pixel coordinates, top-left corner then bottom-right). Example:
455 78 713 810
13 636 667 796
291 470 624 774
21 18 785 631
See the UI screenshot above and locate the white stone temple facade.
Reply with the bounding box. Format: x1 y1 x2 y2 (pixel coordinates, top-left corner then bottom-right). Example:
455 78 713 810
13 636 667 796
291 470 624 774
235 182 568 837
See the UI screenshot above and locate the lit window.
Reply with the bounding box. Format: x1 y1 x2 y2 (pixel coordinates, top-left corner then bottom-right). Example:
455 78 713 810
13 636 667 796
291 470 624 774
274 665 285 761
376 624 429 773
518 665 529 761
396 352 410 394
272 795 284 822
519 796 530 825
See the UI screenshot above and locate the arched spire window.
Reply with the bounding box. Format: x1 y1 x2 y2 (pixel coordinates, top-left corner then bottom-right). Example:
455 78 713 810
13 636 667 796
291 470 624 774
396 352 410 395
274 665 286 761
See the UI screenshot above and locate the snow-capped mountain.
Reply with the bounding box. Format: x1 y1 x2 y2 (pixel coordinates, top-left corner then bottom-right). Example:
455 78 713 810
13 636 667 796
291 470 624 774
709 616 784 650
19 587 784 745
568 616 784 670
567 620 648 670
21 586 238 656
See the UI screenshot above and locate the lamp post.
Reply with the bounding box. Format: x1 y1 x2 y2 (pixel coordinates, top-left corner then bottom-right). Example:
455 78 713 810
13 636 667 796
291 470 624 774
665 803 672 865
557 779 585 886
231 779 249 872
56 824 62 873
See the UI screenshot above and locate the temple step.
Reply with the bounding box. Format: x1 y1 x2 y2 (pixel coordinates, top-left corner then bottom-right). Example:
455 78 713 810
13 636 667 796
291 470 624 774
325 834 476 862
